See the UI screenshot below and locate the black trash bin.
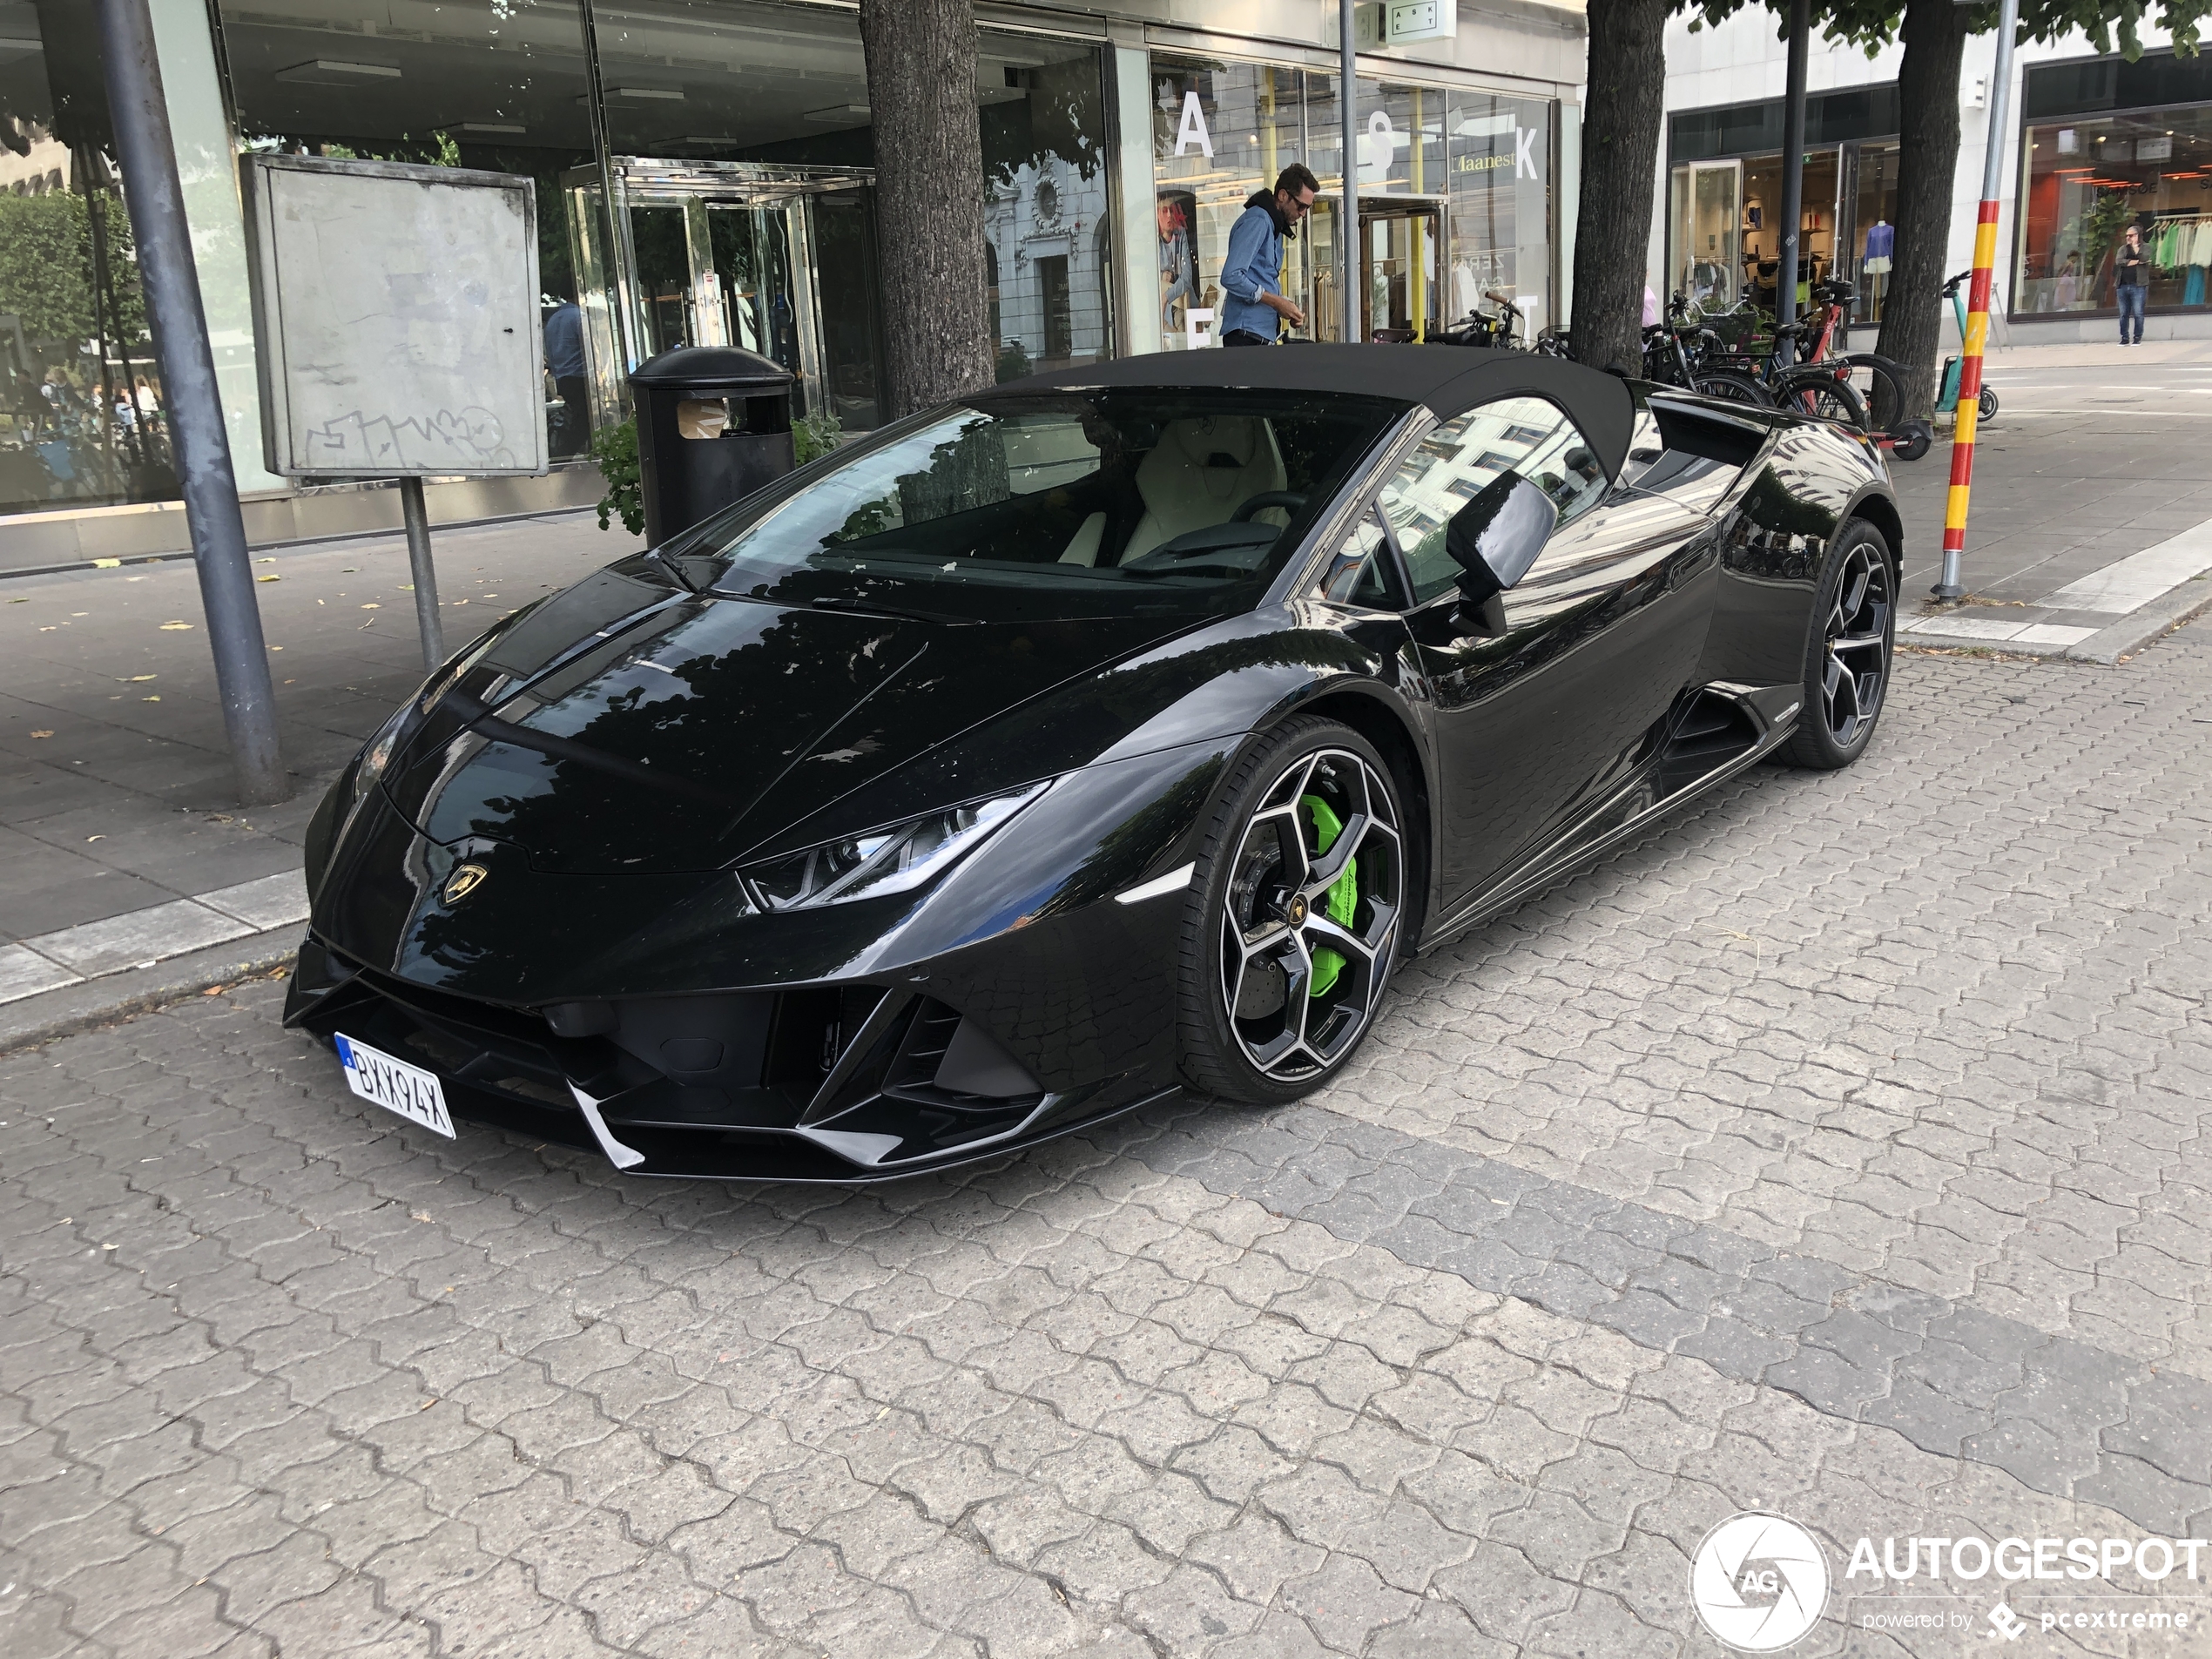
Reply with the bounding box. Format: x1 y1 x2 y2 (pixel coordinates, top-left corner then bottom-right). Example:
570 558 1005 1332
629 346 796 546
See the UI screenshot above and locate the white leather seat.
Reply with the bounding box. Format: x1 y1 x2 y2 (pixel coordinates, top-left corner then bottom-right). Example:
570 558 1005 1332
1120 416 1288 563
1059 512 1108 566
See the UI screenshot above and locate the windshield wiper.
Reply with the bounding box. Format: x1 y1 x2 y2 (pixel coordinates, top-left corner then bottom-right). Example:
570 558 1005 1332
808 594 974 626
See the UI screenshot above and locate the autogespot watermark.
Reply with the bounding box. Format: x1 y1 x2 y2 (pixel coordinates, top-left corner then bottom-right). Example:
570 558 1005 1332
1689 1513 2209 1649
1691 1514 1831 1650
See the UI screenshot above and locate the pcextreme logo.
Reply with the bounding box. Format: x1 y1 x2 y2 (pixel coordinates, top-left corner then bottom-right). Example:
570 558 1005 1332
1689 1513 1831 1651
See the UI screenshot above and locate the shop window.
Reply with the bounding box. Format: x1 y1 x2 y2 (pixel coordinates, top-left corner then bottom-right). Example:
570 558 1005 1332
217 0 597 457
2017 105 2212 314
0 3 174 518
1443 91 1553 338
981 35 1109 374
1850 142 1900 325
1151 57 1325 349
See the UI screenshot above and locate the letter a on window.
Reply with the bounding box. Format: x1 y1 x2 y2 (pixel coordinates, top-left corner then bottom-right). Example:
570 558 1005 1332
1176 91 1214 158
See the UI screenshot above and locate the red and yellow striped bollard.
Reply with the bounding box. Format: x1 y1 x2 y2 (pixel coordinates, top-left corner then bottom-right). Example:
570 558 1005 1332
1935 203 2000 597
1933 0 2018 601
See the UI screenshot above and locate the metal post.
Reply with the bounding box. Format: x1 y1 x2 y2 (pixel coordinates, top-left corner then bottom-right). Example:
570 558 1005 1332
1341 0 1361 346
93 0 288 805
399 476 446 669
1775 0 1811 361
1935 0 2020 601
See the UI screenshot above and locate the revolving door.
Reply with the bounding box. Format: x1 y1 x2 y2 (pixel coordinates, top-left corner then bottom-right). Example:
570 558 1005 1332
568 159 885 432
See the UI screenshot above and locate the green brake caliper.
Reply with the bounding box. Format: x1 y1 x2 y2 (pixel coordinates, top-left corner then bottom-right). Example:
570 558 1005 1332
1298 795 1360 997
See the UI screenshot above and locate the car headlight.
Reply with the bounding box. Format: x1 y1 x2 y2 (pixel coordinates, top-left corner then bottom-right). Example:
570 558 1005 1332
351 706 410 806
743 784 1047 910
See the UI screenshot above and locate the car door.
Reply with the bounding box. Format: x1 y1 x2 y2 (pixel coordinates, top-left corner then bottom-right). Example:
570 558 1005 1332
1387 395 1722 914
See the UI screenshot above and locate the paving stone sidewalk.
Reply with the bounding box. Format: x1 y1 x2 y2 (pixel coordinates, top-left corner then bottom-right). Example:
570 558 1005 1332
3 611 2208 1655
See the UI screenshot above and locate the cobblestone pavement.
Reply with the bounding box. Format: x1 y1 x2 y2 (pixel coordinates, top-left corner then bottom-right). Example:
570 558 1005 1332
3 624 2210 1659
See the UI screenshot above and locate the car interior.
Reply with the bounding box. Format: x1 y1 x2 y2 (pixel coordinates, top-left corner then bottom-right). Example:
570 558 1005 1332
785 395 1399 589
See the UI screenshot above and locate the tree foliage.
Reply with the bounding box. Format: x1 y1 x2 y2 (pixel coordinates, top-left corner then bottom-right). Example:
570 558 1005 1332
1683 0 2202 60
0 190 147 345
981 57 1104 189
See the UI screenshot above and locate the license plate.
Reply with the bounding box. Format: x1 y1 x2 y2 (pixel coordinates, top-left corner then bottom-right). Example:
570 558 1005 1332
334 1033 455 1139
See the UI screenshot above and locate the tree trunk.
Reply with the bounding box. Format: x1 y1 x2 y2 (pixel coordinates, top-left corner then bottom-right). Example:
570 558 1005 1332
1570 0 1671 375
1875 0 1972 421
858 0 995 419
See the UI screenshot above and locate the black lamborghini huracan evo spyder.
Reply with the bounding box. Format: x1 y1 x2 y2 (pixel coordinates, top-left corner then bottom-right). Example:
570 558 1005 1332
288 346 1901 1181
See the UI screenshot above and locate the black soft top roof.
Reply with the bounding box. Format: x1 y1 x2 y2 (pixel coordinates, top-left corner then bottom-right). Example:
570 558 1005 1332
995 344 1638 482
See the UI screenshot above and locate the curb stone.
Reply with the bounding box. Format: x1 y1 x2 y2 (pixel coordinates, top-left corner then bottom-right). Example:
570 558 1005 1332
2066 573 2212 664
0 929 304 1054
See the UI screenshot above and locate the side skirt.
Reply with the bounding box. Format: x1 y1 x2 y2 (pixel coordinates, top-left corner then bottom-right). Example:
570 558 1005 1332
1416 694 1797 956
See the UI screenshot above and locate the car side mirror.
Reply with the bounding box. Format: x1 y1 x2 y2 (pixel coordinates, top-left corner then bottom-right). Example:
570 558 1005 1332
1446 470 1557 631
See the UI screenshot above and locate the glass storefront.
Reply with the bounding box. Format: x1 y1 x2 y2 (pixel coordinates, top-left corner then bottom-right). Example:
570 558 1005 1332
2017 47 2212 319
1150 57 1325 347
584 3 1108 415
1150 55 1553 351
980 34 1112 380
1437 88 1553 335
2018 105 2212 316
0 0 174 515
0 0 1565 528
1668 87 1900 327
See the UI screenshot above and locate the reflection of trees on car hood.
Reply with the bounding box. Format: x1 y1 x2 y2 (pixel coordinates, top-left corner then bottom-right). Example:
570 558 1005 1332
383 562 1190 876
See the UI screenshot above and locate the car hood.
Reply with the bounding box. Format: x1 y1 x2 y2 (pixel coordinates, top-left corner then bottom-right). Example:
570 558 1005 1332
381 563 1192 874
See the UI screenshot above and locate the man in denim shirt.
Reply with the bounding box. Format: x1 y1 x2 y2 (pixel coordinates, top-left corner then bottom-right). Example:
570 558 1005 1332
1218 165 1318 346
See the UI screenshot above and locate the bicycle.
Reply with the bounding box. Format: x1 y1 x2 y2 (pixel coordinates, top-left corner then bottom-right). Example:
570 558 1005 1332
1651 293 1771 407
1692 280 1876 433
1425 289 1527 349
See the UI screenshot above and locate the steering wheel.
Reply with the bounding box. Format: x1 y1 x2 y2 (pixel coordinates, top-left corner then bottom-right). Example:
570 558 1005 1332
1231 490 1307 523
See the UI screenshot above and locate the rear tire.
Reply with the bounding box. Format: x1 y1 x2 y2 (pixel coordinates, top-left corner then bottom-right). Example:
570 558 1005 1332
1979 385 2000 421
1782 518 1895 771
1693 370 1773 407
1176 718 1406 1105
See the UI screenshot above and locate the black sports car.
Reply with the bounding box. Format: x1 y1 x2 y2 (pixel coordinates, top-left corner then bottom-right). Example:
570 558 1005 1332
287 347 1900 1181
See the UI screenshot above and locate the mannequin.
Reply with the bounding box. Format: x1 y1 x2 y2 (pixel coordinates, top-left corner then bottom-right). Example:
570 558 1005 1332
1863 219 1893 318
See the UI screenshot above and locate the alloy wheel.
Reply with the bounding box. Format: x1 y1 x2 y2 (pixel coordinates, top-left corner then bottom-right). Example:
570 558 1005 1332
1822 542 1892 747
1218 748 1402 1083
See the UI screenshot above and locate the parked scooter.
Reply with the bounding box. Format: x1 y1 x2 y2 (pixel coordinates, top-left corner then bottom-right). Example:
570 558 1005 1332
1937 271 2001 422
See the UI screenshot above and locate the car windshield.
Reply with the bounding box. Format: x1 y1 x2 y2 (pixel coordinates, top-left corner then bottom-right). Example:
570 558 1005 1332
688 389 1406 622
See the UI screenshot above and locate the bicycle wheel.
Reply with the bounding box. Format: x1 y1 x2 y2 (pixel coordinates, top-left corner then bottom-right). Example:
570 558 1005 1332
1777 372 1868 429
1693 370 1773 407
1839 353 1907 432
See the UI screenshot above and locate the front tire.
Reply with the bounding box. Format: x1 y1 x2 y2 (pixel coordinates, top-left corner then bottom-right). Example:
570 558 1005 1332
1782 518 1895 770
1177 719 1406 1104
